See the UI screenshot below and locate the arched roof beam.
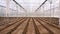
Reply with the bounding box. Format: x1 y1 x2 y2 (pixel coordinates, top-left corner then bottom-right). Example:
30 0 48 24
13 0 27 11
35 0 47 11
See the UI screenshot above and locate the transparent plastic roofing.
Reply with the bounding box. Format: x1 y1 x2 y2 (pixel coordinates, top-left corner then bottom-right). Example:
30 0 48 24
0 0 59 12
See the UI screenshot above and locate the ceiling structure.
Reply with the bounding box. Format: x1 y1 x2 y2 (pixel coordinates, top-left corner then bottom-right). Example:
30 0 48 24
0 0 59 17
15 0 59 12
0 0 59 12
15 0 45 12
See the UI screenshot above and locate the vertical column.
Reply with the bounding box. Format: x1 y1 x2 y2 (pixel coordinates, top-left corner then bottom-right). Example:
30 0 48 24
43 5 44 17
5 0 10 17
48 0 52 23
16 4 18 17
58 1 59 25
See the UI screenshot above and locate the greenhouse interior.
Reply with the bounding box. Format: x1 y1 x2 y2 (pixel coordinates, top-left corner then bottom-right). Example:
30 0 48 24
0 0 60 34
